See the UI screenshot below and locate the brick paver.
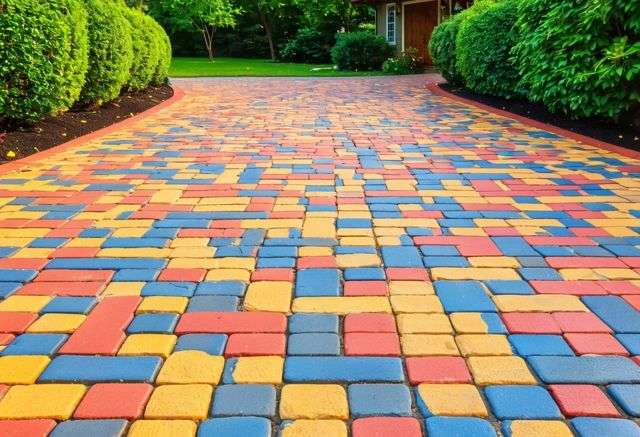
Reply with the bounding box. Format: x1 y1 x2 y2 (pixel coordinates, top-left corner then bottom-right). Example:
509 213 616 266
0 76 639 436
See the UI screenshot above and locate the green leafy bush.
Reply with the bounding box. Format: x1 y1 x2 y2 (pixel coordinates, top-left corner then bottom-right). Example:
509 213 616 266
382 48 423 75
0 0 88 123
151 19 172 85
455 0 523 98
428 14 464 85
79 0 133 106
124 8 160 90
280 28 332 64
331 31 393 71
60 0 89 110
513 0 640 119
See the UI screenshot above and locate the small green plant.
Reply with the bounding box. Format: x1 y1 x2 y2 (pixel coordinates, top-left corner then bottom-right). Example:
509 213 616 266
330 31 393 71
280 28 332 64
382 48 423 75
79 0 134 106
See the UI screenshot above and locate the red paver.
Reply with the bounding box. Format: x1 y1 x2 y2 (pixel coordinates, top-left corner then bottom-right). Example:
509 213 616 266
352 417 422 437
17 281 106 296
549 384 620 417
386 268 429 281
502 313 562 334
176 312 287 333
405 357 472 384
344 313 396 333
564 333 628 356
552 312 612 333
224 333 286 356
73 383 153 419
344 333 401 356
0 420 56 437
34 270 114 282
344 281 388 296
0 312 38 333
60 296 140 355
251 269 294 281
158 268 206 282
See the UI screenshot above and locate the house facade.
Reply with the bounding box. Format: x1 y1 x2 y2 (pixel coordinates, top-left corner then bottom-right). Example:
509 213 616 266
370 0 472 64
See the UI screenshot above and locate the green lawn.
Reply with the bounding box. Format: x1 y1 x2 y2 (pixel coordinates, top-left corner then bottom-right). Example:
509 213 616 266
169 57 386 77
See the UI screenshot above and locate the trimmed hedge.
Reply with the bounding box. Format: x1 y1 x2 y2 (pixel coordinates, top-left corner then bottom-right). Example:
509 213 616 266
514 0 640 119
455 0 522 98
124 9 160 91
151 20 172 85
79 0 133 106
428 13 464 86
59 0 89 110
331 32 393 71
0 0 88 123
1 0 169 123
429 0 639 120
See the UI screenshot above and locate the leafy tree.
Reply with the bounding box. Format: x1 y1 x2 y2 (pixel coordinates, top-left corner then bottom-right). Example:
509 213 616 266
299 0 372 35
247 0 294 60
160 0 240 60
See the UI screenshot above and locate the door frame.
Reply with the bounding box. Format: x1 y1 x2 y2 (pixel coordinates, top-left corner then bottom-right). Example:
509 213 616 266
401 0 441 53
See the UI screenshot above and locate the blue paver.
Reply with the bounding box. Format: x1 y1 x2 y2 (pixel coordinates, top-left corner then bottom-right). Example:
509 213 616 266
39 356 162 382
348 383 412 417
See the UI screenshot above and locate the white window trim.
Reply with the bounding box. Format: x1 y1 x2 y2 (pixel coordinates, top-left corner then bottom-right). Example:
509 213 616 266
386 3 396 45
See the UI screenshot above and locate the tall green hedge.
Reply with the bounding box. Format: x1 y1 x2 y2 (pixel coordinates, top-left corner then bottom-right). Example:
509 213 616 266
125 9 160 91
58 0 89 110
0 0 88 123
455 0 523 98
151 19 172 85
514 0 640 119
1 0 168 123
428 14 464 86
79 0 133 106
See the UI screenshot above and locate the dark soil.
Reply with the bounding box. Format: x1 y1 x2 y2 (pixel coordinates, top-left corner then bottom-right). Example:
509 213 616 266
0 85 174 163
440 83 640 152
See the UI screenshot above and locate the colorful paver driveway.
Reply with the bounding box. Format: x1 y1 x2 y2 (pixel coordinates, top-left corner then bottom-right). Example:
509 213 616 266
0 75 640 437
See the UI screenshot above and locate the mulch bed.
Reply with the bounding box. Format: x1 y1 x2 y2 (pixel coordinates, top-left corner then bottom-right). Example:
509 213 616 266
0 85 174 163
440 83 640 152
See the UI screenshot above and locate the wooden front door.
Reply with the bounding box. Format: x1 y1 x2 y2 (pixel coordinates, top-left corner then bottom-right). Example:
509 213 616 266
404 1 438 64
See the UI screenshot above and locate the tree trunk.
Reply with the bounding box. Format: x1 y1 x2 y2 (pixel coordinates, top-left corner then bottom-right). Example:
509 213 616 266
257 3 276 61
201 24 216 61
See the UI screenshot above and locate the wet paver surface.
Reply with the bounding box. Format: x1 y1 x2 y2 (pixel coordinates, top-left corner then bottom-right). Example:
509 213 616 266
0 76 639 436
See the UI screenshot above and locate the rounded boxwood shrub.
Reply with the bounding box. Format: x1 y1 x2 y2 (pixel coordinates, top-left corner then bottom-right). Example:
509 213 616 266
455 0 523 98
59 0 89 110
281 28 332 64
123 8 160 91
79 0 133 106
513 0 640 119
331 31 393 71
428 13 465 86
150 19 172 85
0 0 88 123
